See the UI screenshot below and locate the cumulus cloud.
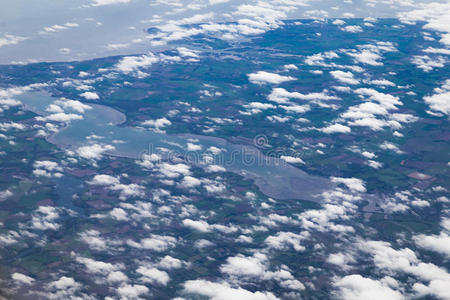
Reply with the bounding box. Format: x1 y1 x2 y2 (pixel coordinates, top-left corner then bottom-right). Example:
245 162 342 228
89 174 120 185
298 202 355 233
184 280 278 300
399 2 450 46
137 266 170 285
115 53 159 77
342 25 363 33
158 162 191 178
0 189 13 201
127 234 177 251
33 160 63 178
31 206 61 231
265 231 309 251
267 87 339 104
330 71 359 85
75 255 124 275
182 219 211 232
89 174 144 200
142 117 171 130
220 253 268 278
280 155 305 164
359 240 450 300
12 273 35 285
117 284 149 299
80 91 99 100
180 175 202 188
79 230 114 251
414 232 450 258
322 123 351 134
423 80 450 116
412 55 446 72
36 112 83 123
45 276 82 299
331 177 366 193
54 99 92 113
334 274 403 300
346 42 396 66
0 121 25 131
248 71 295 85
76 143 115 160
158 255 184 270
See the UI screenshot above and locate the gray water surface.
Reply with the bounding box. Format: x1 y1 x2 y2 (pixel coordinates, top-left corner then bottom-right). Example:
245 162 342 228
18 91 333 201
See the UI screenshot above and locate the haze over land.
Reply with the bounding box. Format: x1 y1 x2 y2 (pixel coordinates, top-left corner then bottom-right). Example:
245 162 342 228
0 0 449 299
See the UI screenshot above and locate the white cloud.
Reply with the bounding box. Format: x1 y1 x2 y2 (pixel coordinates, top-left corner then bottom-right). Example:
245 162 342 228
331 177 366 193
220 253 267 278
423 47 450 55
0 121 25 131
334 274 403 300
187 142 202 151
322 123 351 134
346 42 396 66
184 280 278 300
79 230 111 251
369 79 396 87
75 255 124 275
159 162 191 178
248 71 295 85
142 117 171 129
268 87 338 104
327 252 355 270
177 47 199 58
280 155 305 164
33 160 63 178
398 2 450 46
137 266 170 285
182 219 211 232
115 53 158 76
333 19 346 25
265 231 309 251
209 0 230 4
206 165 226 172
91 0 131 6
80 91 99 100
158 255 184 270
36 112 83 123
127 234 177 251
380 141 402 153
47 276 81 292
180 176 202 188
0 34 28 48
359 240 450 300
110 207 128 221
342 25 363 33
423 80 450 116
0 189 13 201
76 143 115 160
31 206 61 230
55 99 92 113
117 284 149 299
12 273 35 285
330 71 359 85
89 174 120 185
414 232 450 258
40 22 79 35
89 174 144 200
354 88 401 110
